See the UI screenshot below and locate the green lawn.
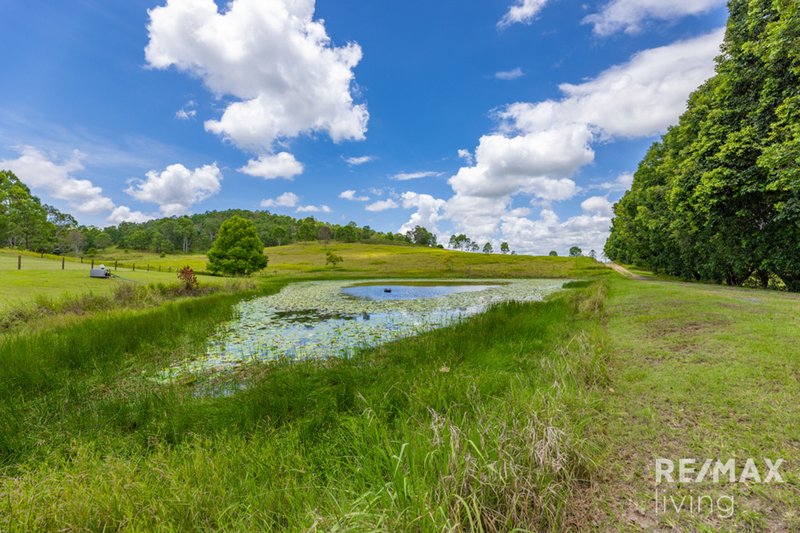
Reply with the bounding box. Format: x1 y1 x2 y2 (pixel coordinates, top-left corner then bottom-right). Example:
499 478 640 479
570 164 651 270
581 278 800 530
0 251 222 312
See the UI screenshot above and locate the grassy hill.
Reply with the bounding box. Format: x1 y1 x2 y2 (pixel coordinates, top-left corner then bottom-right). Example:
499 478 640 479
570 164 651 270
265 242 604 278
81 241 604 278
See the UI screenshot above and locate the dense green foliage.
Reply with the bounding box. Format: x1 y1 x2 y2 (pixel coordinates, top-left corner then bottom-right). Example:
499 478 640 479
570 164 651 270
206 216 268 275
0 171 81 252
606 0 800 290
0 172 446 257
106 211 411 254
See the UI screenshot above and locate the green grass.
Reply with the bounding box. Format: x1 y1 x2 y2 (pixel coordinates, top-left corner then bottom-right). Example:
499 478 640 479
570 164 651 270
263 242 606 279
0 250 224 312
1 243 605 314
0 278 607 530
2 243 798 530
18 242 603 279
581 278 800 530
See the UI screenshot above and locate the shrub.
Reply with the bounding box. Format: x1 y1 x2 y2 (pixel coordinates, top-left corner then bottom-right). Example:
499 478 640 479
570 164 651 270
178 266 199 293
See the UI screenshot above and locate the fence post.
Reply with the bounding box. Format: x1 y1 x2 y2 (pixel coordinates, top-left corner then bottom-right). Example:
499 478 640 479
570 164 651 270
80 257 83 264
132 263 135 271
158 265 161 272
91 259 94 269
147 264 150 272
62 257 65 270
115 260 118 271
18 255 21 270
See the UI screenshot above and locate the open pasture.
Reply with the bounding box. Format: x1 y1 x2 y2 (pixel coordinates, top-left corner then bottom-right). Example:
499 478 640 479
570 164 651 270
0 251 222 312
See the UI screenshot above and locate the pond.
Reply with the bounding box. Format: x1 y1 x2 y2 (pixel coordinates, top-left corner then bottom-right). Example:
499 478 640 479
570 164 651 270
157 279 567 382
341 283 502 301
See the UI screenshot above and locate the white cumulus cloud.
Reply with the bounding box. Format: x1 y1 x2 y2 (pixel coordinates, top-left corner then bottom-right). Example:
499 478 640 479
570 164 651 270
500 200 612 257
365 199 398 212
498 0 549 27
495 68 525 81
598 172 634 192
107 206 154 224
239 152 304 180
261 191 330 213
580 196 614 216
339 189 369 202
345 155 375 166
0 146 115 214
145 0 368 152
125 163 222 217
399 192 447 235
390 171 442 181
260 191 299 208
585 0 726 36
438 29 724 255
175 100 197 120
500 28 725 139
296 204 331 213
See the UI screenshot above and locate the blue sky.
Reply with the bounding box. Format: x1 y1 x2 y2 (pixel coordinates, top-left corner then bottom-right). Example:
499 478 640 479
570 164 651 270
0 0 729 254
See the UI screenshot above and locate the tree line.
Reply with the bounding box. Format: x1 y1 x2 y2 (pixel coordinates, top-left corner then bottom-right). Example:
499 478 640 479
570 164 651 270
447 234 512 254
605 0 799 291
0 170 445 256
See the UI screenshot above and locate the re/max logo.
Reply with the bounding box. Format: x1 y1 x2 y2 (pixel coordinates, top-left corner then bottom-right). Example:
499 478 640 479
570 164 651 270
655 458 785 484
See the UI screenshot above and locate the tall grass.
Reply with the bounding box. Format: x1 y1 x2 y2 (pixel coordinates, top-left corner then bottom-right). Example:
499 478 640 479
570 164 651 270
0 282 607 531
0 280 255 333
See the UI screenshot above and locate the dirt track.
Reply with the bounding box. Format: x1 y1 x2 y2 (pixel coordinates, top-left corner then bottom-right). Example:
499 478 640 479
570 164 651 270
606 262 648 280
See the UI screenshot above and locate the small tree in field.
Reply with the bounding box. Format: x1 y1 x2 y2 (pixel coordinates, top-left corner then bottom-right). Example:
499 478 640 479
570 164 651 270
569 246 583 257
482 242 493 254
207 216 268 275
325 251 343 268
178 266 199 292
500 242 510 254
549 250 558 257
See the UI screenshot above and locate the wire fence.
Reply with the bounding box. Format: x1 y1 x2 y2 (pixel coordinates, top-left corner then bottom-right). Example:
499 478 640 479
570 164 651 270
1 252 182 274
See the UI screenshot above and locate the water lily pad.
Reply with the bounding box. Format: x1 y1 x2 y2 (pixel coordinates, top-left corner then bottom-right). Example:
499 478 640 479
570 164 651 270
157 278 566 381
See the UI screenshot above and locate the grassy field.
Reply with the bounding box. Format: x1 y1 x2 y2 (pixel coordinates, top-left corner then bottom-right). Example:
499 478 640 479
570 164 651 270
264 242 606 279
0 244 797 530
8 247 211 272
578 279 800 530
1 243 605 312
0 276 606 530
0 251 223 312
82 242 605 279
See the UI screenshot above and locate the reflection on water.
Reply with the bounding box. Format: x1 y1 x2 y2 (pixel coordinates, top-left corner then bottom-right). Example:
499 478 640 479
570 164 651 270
341 284 501 301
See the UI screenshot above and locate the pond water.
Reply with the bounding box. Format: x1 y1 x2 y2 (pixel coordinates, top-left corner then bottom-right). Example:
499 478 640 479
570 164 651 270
341 283 501 301
157 279 567 382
